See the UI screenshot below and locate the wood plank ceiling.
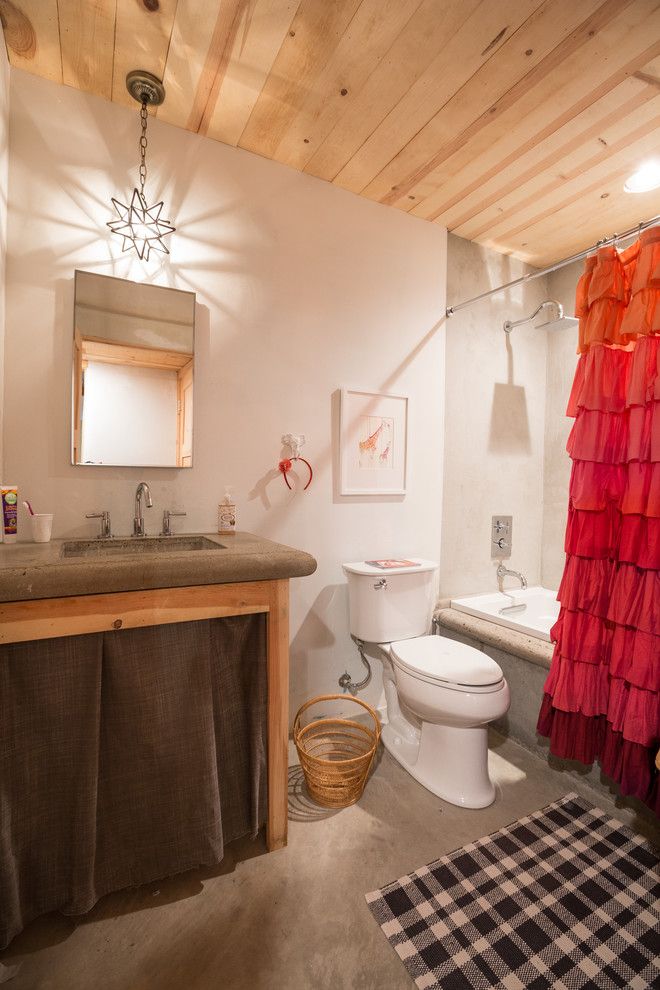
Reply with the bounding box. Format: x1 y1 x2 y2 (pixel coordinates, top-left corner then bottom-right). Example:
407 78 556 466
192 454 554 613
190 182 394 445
1 0 659 266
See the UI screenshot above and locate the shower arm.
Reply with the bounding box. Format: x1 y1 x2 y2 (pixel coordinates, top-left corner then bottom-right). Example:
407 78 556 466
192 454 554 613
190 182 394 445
503 300 562 335
445 212 660 319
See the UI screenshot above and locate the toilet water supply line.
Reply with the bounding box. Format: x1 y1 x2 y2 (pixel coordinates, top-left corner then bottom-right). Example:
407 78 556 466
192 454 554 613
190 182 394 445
339 621 445 694
338 637 372 695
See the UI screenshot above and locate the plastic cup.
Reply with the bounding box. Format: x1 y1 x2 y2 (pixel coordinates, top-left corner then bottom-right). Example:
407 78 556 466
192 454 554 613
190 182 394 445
30 513 53 543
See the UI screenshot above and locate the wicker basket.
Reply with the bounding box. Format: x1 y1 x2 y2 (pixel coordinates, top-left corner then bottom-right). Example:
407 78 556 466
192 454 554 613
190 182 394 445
293 694 381 809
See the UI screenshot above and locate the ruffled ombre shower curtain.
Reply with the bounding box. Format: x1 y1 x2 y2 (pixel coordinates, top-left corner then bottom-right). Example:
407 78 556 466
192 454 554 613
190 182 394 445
537 226 660 816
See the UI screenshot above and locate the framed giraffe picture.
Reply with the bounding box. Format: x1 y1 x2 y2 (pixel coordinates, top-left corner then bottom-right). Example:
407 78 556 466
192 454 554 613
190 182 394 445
339 388 408 496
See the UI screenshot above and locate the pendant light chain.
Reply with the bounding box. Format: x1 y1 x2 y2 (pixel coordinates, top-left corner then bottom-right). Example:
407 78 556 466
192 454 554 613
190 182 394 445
139 98 148 197
108 70 175 261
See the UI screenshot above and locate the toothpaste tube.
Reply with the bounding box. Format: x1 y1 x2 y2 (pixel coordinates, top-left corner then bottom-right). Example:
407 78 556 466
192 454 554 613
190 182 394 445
1 485 18 542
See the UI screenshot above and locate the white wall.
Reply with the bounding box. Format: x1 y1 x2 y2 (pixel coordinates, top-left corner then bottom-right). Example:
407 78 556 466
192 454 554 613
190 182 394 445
0 40 9 480
441 234 550 598
3 69 447 718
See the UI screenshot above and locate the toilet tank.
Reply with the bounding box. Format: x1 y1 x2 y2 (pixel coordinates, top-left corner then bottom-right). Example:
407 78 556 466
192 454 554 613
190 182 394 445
342 559 439 644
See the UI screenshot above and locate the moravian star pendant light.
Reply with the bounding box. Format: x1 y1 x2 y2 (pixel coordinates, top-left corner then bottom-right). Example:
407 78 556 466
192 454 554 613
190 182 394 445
108 70 175 261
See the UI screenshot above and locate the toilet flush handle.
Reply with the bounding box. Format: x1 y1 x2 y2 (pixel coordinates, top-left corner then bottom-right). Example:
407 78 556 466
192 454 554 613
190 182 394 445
373 578 388 590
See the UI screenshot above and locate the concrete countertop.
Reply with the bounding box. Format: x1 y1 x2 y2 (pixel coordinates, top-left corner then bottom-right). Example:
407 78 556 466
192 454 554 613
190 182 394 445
434 606 554 669
0 532 317 603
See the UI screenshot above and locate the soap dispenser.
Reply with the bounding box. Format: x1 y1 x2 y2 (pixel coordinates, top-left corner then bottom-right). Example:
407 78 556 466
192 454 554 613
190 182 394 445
218 487 236 535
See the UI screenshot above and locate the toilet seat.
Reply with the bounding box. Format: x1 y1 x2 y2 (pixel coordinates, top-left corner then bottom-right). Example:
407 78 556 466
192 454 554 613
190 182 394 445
390 636 504 692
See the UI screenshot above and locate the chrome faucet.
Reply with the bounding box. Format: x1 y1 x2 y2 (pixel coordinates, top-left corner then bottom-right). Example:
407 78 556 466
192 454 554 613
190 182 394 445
161 508 186 536
133 482 153 537
86 510 112 539
496 562 527 590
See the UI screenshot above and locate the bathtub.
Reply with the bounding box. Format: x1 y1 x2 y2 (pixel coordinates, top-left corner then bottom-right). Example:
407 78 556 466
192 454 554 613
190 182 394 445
450 587 559 642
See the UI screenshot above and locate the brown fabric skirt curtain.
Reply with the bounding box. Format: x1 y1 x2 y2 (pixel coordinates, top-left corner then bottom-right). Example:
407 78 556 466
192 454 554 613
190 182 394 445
0 614 267 949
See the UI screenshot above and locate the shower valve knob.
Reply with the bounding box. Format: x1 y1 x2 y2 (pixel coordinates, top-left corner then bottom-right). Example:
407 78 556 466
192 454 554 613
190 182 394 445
491 515 513 559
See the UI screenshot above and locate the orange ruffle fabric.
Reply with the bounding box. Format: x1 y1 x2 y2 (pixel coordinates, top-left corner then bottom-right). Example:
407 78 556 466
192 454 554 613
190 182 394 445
538 225 660 816
576 227 660 352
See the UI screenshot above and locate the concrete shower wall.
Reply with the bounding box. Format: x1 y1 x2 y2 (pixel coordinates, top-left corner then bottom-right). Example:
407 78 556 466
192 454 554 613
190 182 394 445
541 260 582 590
3 68 447 722
442 234 582 599
441 234 550 598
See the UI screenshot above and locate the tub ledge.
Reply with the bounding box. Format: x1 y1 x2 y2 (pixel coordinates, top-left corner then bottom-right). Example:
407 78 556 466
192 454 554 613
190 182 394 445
434 606 553 669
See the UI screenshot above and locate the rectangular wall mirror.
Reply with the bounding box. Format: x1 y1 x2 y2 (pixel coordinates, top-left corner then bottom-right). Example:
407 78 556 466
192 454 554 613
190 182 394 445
72 271 195 468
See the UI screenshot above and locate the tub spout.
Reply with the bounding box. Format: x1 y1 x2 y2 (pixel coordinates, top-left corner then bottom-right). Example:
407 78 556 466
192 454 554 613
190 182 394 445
496 562 527 590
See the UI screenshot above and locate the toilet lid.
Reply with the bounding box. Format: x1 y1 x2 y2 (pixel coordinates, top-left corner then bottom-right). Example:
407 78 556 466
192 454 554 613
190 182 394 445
390 636 503 687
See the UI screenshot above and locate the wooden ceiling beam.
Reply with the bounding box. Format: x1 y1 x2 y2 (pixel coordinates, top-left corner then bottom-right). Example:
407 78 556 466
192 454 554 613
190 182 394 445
188 0 247 134
271 0 422 172
0 0 61 82
112 0 178 110
477 124 660 248
502 185 660 265
363 0 631 207
59 0 116 100
407 39 660 223
456 104 660 241
158 1 228 130
442 81 659 235
237 0 363 159
633 69 660 88
330 0 545 196
303 0 483 184
203 0 301 147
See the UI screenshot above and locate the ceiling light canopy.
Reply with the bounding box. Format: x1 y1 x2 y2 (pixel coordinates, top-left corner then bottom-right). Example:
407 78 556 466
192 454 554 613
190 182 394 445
623 160 660 194
108 71 175 260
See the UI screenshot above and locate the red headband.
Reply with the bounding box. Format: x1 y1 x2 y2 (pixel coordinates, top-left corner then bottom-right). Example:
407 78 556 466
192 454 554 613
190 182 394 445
278 456 313 490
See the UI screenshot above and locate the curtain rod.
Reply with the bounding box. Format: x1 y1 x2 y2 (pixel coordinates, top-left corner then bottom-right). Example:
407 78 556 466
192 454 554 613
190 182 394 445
445 213 660 318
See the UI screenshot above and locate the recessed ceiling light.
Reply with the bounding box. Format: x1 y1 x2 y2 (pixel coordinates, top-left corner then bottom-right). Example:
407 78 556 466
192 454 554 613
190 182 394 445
623 160 660 194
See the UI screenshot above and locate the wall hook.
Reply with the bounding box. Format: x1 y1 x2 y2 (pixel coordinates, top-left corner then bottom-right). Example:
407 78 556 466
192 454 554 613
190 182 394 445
279 434 313 490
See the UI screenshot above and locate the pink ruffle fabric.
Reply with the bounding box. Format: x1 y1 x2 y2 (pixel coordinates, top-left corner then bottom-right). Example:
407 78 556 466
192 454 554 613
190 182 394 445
538 226 660 816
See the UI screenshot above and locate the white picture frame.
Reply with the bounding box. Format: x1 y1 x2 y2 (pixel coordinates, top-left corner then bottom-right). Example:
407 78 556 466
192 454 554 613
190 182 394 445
339 388 408 496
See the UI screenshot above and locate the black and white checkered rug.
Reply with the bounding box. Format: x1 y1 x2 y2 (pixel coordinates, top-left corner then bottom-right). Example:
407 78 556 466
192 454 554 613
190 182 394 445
366 793 659 989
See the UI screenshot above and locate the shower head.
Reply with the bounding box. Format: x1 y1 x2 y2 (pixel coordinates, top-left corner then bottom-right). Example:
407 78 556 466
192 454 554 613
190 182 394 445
536 309 579 332
503 300 578 335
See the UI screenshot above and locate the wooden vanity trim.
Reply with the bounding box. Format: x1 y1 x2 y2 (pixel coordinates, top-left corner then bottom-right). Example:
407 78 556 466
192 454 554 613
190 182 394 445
0 581 279 642
0 580 290 852
266 579 289 852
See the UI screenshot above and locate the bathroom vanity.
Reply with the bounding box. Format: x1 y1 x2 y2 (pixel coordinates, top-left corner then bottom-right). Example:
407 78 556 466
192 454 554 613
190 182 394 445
0 531 316 946
0 530 315 851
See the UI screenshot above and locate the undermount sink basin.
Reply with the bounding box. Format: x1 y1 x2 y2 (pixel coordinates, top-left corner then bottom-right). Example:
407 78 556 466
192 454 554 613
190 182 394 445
61 536 226 558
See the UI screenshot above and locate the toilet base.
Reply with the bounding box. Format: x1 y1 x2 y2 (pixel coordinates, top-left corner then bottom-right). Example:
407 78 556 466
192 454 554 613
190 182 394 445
381 720 497 809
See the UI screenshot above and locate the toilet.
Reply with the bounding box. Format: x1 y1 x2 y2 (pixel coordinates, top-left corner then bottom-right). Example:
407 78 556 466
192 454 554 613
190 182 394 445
342 559 510 808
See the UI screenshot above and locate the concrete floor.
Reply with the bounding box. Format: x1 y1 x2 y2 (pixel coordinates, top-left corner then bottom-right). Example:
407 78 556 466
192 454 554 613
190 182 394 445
1 732 658 990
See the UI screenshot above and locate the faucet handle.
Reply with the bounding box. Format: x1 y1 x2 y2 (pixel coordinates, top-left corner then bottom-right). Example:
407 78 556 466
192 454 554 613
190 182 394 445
86 511 112 539
161 509 186 536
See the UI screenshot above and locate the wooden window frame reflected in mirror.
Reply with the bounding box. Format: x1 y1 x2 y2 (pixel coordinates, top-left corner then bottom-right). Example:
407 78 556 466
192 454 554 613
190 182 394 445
176 358 193 468
73 337 194 467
